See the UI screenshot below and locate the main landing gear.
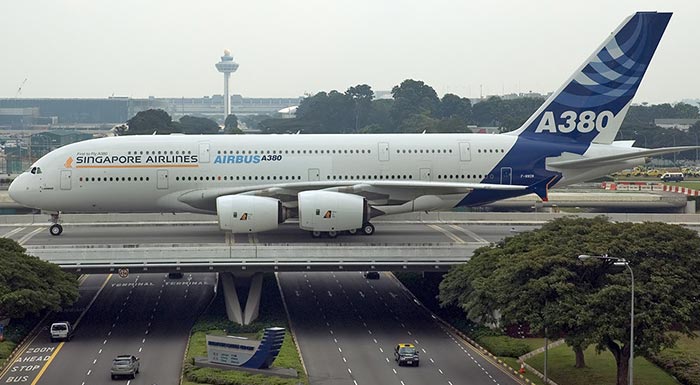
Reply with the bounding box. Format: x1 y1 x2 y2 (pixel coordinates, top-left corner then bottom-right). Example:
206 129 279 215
309 222 375 238
49 213 63 236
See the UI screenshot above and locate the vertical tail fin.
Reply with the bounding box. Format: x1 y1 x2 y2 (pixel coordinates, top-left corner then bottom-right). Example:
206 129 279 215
509 12 671 145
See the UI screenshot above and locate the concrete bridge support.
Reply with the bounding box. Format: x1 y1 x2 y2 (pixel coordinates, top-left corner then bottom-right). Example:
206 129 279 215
220 272 263 325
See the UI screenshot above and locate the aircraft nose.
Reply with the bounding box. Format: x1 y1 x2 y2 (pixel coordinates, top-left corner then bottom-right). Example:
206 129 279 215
8 174 28 206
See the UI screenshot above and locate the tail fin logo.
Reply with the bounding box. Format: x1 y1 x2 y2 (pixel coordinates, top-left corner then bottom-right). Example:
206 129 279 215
64 157 73 168
535 110 614 134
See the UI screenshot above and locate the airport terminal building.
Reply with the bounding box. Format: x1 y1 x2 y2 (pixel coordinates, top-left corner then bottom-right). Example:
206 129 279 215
0 95 301 128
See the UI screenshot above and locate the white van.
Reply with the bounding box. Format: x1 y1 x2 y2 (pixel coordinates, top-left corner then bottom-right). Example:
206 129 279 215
660 172 684 182
50 321 73 342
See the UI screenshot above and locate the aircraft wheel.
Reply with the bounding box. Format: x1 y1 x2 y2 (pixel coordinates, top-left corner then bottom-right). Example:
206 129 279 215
311 230 322 238
327 230 338 238
362 223 375 236
49 224 63 236
347 228 358 235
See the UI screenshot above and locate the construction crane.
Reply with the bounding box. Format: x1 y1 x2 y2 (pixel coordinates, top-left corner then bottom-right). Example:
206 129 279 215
15 78 27 97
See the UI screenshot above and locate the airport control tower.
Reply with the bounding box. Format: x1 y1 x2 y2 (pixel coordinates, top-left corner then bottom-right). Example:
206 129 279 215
215 49 239 120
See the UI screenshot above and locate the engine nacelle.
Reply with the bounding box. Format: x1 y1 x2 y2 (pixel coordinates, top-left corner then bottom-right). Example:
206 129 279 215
298 191 368 232
216 195 284 233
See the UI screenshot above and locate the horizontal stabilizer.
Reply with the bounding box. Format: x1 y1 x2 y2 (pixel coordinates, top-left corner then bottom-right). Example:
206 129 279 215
548 146 700 169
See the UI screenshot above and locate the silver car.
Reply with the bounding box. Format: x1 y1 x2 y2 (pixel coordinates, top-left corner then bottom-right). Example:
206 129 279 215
111 355 140 380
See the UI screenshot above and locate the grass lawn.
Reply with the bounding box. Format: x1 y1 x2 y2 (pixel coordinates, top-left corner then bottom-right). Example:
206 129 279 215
0 340 17 364
500 356 545 385
183 329 305 385
526 344 678 385
182 273 308 385
665 181 700 190
651 331 700 385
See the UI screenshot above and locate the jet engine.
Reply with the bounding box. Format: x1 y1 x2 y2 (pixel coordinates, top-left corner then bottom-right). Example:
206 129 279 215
298 191 369 232
216 195 284 233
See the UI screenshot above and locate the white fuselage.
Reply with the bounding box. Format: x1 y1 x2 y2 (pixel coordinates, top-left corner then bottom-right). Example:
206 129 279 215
9 133 640 216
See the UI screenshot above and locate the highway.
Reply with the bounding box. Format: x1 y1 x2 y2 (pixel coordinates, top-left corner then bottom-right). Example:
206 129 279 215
0 219 535 385
279 271 522 385
0 273 216 385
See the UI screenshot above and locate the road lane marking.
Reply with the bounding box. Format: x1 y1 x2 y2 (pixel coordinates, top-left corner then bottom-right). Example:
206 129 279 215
449 224 488 243
29 342 64 385
75 274 113 328
2 226 26 238
18 227 44 245
428 224 465 244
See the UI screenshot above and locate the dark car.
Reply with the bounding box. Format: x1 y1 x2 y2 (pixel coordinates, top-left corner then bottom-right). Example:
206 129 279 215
168 272 184 279
394 343 419 366
363 271 380 280
111 355 140 380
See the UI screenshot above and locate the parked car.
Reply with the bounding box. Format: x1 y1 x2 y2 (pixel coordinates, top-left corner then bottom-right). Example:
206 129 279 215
660 172 684 182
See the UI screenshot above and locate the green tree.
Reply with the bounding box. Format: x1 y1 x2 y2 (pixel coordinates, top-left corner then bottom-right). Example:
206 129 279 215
294 91 354 133
438 93 471 121
390 79 440 127
346 84 374 132
125 109 173 135
176 115 220 134
471 96 544 131
440 217 700 385
224 114 239 133
0 239 79 320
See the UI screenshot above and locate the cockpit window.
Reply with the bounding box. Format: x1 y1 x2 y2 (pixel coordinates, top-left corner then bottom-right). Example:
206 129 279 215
29 167 42 175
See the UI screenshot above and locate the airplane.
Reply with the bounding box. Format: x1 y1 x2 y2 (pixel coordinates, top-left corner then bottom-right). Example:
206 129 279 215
9 11 695 238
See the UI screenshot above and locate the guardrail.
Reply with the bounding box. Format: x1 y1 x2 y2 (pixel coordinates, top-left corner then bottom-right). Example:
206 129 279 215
25 243 482 273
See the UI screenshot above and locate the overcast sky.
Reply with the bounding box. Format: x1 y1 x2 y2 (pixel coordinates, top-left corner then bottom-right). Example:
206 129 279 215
1 0 698 103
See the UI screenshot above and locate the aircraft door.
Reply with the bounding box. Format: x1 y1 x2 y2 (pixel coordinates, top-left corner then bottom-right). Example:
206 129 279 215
308 168 320 181
60 170 71 190
378 142 390 161
459 142 471 161
419 168 431 181
157 169 169 189
199 142 210 163
500 167 512 184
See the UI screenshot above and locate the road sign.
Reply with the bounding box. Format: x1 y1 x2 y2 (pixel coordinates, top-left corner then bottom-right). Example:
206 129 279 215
118 268 129 278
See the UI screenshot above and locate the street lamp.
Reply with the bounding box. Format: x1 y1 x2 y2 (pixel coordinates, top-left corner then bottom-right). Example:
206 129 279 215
578 254 635 385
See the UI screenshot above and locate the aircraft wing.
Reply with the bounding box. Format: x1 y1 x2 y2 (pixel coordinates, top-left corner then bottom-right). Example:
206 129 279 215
548 146 700 169
177 181 527 212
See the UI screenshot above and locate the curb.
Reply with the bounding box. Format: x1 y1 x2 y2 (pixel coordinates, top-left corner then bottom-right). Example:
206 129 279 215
180 272 219 385
274 272 309 379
